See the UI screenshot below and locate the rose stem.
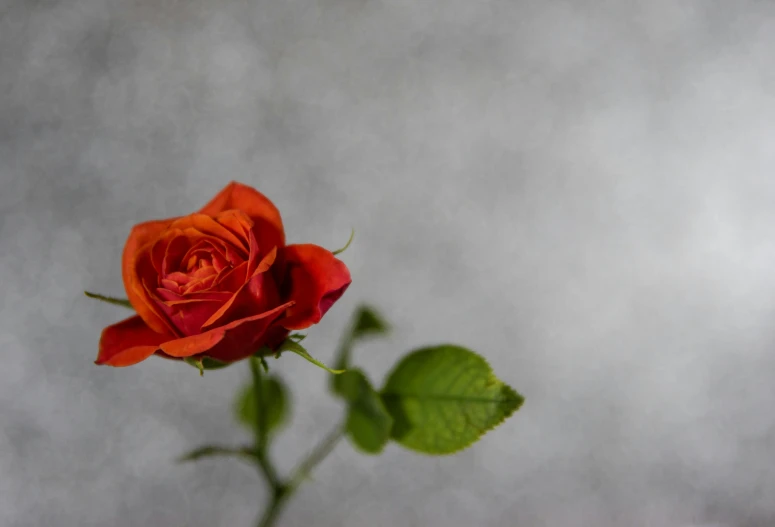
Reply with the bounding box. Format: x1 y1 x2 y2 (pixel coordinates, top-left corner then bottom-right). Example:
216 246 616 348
249 357 345 527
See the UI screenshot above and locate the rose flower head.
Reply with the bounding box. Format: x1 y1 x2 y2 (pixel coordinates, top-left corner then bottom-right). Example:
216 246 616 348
95 182 351 367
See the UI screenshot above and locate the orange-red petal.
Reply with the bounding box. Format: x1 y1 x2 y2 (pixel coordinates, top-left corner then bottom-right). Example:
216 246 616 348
96 315 172 367
201 247 278 331
155 296 227 337
216 260 249 292
168 213 249 256
279 244 352 330
122 218 178 335
198 182 285 252
159 301 293 361
214 209 254 248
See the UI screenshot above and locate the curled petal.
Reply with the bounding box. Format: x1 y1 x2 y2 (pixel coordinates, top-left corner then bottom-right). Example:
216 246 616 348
155 296 226 337
137 254 181 336
96 315 172 367
154 288 233 336
156 289 233 303
214 209 254 247
161 233 192 276
246 226 261 276
201 247 279 331
122 219 178 335
199 182 285 253
159 302 294 362
168 214 249 256
216 261 249 293
149 229 187 276
279 244 352 330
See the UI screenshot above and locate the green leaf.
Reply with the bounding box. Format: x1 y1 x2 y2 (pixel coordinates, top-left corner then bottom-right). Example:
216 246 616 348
289 333 306 342
234 376 289 435
184 357 231 373
339 369 393 454
332 228 355 256
332 369 362 402
84 291 133 309
176 445 256 463
380 345 524 455
352 305 390 340
278 339 345 374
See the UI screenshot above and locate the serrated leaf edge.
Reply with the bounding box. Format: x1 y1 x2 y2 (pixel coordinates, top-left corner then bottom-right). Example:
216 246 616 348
379 344 525 456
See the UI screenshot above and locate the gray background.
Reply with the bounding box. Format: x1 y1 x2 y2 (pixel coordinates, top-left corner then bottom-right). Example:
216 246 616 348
2 0 775 525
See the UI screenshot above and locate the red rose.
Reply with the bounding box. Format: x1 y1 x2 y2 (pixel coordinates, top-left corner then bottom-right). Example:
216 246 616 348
95 182 351 367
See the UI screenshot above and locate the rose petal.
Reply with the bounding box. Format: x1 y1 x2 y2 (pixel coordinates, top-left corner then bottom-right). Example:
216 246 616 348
215 260 249 293
137 256 184 337
213 209 254 248
160 278 181 294
198 182 285 254
201 247 279 331
155 297 225 337
95 315 172 367
278 244 352 330
122 219 178 335
166 271 193 287
210 250 230 273
156 288 233 303
159 301 293 361
161 233 191 276
168 214 249 257
183 273 218 294
246 226 261 276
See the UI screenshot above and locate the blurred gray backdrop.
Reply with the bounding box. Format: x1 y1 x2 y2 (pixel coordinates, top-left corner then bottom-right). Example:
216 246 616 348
3 0 775 525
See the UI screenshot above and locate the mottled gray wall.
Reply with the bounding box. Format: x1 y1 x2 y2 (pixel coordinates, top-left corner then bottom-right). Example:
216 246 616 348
3 0 775 525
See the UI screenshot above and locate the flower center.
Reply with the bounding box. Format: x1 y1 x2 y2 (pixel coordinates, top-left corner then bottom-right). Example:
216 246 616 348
159 239 242 296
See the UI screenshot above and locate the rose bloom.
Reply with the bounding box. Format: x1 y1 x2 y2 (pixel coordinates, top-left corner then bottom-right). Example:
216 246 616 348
95 182 351 367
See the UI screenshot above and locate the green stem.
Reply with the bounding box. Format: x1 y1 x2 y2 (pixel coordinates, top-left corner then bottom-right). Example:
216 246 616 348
255 424 343 527
255 486 289 527
249 357 281 488
249 357 268 449
176 445 257 463
249 357 345 527
286 423 344 493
